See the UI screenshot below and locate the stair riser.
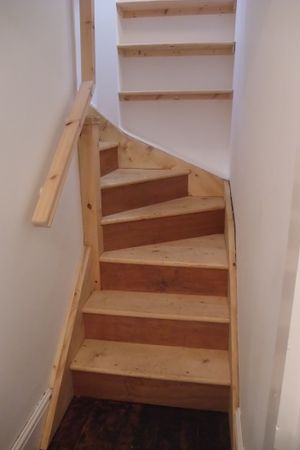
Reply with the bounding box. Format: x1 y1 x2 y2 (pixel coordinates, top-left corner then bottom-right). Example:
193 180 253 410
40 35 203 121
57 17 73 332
100 262 228 296
99 147 118 176
72 371 230 412
84 314 229 350
102 175 188 216
103 209 225 251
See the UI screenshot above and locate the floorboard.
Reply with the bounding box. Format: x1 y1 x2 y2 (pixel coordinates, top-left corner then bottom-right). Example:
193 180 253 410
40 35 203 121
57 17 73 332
49 397 231 450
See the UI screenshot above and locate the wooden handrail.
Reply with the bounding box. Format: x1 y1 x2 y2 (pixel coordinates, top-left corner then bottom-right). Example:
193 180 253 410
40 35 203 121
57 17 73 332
32 0 95 227
32 81 94 227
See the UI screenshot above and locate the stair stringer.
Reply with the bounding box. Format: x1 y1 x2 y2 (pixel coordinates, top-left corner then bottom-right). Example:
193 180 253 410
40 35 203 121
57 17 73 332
89 106 225 197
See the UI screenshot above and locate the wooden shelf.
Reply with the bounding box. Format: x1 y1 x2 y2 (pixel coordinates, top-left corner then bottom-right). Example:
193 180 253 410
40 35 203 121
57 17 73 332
118 42 235 57
117 0 236 18
119 90 233 101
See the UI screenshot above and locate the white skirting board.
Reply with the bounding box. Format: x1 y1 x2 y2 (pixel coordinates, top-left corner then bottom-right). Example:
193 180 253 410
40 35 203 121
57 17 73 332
11 389 51 450
236 408 245 450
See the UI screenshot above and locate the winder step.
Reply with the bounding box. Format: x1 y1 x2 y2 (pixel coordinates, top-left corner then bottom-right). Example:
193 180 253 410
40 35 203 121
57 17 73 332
102 196 224 224
101 168 189 189
100 234 228 269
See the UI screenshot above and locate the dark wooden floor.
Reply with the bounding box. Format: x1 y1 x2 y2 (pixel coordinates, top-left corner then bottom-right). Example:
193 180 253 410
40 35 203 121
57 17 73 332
49 397 231 450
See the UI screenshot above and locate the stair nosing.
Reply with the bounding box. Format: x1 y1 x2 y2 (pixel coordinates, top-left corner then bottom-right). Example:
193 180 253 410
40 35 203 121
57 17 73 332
101 196 225 225
71 339 231 386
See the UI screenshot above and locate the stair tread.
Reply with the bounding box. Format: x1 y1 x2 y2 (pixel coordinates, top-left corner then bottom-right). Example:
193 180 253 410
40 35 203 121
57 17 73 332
101 168 189 189
71 339 230 385
83 290 229 323
102 196 225 225
100 234 228 269
99 141 119 151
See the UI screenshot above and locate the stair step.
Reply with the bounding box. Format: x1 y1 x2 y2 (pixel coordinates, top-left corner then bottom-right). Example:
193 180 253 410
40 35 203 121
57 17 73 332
100 235 228 296
71 340 230 410
72 339 230 384
117 0 236 18
101 169 189 215
99 141 119 176
102 196 224 224
119 90 233 101
101 234 228 269
102 196 225 250
83 290 229 349
118 42 235 57
84 290 229 322
99 141 119 151
101 168 189 189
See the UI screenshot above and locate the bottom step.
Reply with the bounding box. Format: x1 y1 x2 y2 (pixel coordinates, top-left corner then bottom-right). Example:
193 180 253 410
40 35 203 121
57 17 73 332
71 340 230 412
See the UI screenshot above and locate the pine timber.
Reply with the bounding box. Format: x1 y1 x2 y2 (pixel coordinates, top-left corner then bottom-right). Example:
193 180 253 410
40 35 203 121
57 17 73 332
117 0 236 18
119 90 233 101
118 42 235 57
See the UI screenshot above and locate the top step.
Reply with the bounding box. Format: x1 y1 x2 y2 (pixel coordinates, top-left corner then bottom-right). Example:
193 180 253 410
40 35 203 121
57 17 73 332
117 0 236 18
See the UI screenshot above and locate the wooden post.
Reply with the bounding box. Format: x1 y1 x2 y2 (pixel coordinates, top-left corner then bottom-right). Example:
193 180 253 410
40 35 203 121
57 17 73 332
78 113 103 289
80 0 95 82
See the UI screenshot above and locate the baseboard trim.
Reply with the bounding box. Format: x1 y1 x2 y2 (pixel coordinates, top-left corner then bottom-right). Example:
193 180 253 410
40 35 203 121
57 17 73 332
236 408 245 450
11 389 51 450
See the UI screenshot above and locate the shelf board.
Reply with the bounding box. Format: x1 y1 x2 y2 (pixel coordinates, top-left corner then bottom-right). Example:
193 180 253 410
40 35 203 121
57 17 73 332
119 90 233 101
118 42 235 57
117 0 236 18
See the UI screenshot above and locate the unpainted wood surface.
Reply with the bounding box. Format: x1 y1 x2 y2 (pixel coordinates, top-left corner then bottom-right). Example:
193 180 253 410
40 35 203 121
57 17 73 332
72 372 230 411
88 107 224 197
40 248 93 450
101 262 228 296
117 0 236 18
119 90 233 101
101 168 189 188
224 181 239 450
80 0 95 82
103 209 225 250
83 290 229 323
84 314 229 349
78 122 102 289
99 146 119 176
99 141 119 151
32 81 94 227
71 339 230 385
102 196 224 224
101 235 228 269
118 42 235 57
102 174 188 216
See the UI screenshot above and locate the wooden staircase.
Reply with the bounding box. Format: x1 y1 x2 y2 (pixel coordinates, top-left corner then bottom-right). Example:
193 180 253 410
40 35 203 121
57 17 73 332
70 139 233 413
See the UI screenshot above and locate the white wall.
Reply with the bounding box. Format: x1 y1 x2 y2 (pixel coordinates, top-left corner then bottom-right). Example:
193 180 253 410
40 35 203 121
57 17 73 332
93 0 120 125
119 13 235 178
92 4 235 178
275 251 300 450
230 1 300 449
0 1 83 448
